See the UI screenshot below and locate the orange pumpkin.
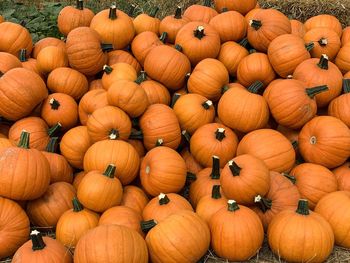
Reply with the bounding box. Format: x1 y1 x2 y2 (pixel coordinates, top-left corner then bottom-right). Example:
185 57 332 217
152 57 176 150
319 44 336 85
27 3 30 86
140 76 171 105
290 19 305 38
0 22 33 56
32 37 66 59
341 26 350 46
101 62 137 90
333 162 350 191
121 185 149 215
108 49 141 73
36 46 68 75
0 52 22 73
159 6 189 43
217 41 249 76
328 80 350 128
73 171 87 190
133 8 161 35
18 50 42 78
183 0 218 23
88 79 103 90
214 0 257 15
78 89 109 125
335 44 350 73
304 14 342 37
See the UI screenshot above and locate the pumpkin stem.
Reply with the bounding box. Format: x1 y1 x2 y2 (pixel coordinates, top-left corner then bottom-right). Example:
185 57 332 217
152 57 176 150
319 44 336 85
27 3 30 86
174 6 182 19
18 130 30 149
158 193 170 205
49 98 60 110
149 7 159 17
182 130 191 144
47 123 62 137
306 85 329 98
72 197 84 212
317 54 329 70
186 172 197 182
101 43 114 52
171 93 181 108
239 38 253 51
227 200 240 212
296 199 310 215
215 128 226 141
129 130 143 140
249 20 262 30
202 100 213 110
343 79 350 94
45 137 59 153
156 138 164 146
141 219 157 233
247 80 264 93
221 7 229 12
282 173 297 184
292 140 298 150
211 185 222 199
174 44 183 52
229 160 241 176
76 0 84 10
109 3 118 20
19 49 27 62
221 85 229 94
135 71 147 84
128 4 136 17
194 26 206 40
204 0 211 7
109 129 119 140
159 32 168 43
305 42 314 51
103 164 116 178
103 65 113 74
30 230 46 251
254 195 272 213
210 156 221 179
318 38 328 46
0 71 3 77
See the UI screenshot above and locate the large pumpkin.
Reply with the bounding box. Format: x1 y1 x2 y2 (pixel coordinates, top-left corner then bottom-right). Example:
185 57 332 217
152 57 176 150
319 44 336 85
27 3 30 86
0 22 33 56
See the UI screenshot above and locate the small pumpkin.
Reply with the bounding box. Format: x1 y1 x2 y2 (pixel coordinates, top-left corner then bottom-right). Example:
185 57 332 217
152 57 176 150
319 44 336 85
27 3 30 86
290 19 306 38
32 37 66 59
180 147 203 175
139 73 171 105
214 0 257 15
73 171 87 190
18 49 42 77
36 46 68 75
78 89 109 125
101 62 137 90
121 185 149 215
328 79 350 127
133 7 161 35
332 162 350 191
108 49 141 73
341 26 350 46
0 51 22 74
335 44 350 73
304 14 342 37
183 0 218 23
0 22 33 56
159 6 189 43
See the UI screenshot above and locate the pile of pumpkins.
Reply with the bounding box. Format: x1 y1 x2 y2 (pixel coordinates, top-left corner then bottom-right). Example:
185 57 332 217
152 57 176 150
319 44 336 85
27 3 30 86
1 0 350 262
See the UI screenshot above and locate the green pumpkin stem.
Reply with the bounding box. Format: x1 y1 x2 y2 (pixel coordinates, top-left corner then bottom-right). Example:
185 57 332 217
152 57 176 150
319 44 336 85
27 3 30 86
159 32 168 43
296 199 310 215
210 156 221 179
215 128 226 141
31 230 46 251
101 43 114 52
254 195 272 213
174 44 183 52
129 130 143 140
72 197 84 212
211 185 221 199
204 0 211 7
174 6 182 19
318 38 328 46
247 80 264 93
202 100 213 110
103 65 113 74
141 219 157 233
186 172 197 182
76 0 84 10
45 137 59 153
306 85 329 98
305 42 314 51
135 71 147 84
47 123 62 137
194 26 205 40
109 4 117 19
343 79 350 93
158 193 170 205
229 160 241 176
221 85 229 94
171 93 181 108
156 138 164 146
250 20 262 30
103 164 116 178
239 38 251 50
317 54 329 70
128 4 136 17
150 7 159 17
19 49 27 62
282 173 297 184
227 200 240 212
292 140 298 150
182 130 191 144
18 130 30 149
49 98 60 110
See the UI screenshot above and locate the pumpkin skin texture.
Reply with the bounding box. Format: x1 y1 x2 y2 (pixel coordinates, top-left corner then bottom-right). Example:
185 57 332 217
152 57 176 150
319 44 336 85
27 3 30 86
144 45 191 91
101 63 137 90
66 27 108 76
140 146 187 196
237 129 296 173
183 2 218 24
12 231 72 263
210 200 264 261
60 126 92 169
247 9 291 52
0 22 33 56
47 67 89 100
139 104 181 151
180 147 203 175
32 37 66 59
290 163 338 210
315 191 350 248
0 197 30 259
335 44 350 74
78 89 109 125
57 0 94 36
175 22 221 66
190 123 238 168
328 80 350 127
83 140 140 185
0 52 22 73
89 79 103 90
108 50 141 74
342 27 350 46
145 210 210 263
290 19 305 38
140 79 171 105
159 7 189 44
293 55 343 107
304 14 342 37
0 68 48 121
133 10 161 35
252 171 300 231
332 162 350 191
36 46 69 75
73 171 87 190
214 0 257 15
188 58 229 101
268 199 334 263
220 154 270 205
121 185 149 215
90 5 135 50
218 82 269 133
218 41 249 77
26 182 76 227
298 116 350 169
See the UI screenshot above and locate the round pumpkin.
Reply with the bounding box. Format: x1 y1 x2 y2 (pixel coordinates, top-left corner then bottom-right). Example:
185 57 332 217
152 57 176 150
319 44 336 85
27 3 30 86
133 8 161 35
332 162 350 191
0 22 33 56
78 89 109 125
101 62 137 90
159 6 189 43
140 77 171 105
36 46 68 75
0 52 22 74
214 0 257 15
32 37 66 59
73 171 87 190
121 185 149 215
328 79 350 127
341 26 350 46
290 19 306 38
304 14 342 37
180 147 203 175
108 49 141 73
335 44 350 73
183 0 218 23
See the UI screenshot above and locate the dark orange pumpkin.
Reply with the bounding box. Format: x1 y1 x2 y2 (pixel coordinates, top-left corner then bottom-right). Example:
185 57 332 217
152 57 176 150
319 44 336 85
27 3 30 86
36 46 68 75
121 185 149 215
101 62 137 90
140 76 171 105
335 44 350 73
341 26 350 46
214 0 257 15
290 19 305 38
108 49 141 73
217 41 249 76
180 147 203 175
304 14 342 37
0 22 33 56
328 80 350 128
183 0 218 23
78 89 109 125
88 79 104 90
133 8 161 35
159 6 189 43
73 171 87 190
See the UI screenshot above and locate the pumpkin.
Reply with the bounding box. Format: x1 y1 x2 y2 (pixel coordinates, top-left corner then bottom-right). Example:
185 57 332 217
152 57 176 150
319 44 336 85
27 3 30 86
57 0 94 36
333 162 350 191
293 54 343 107
335 44 350 73
180 147 203 174
41 93 78 131
78 89 109 125
263 79 328 129
218 81 269 133
99 205 143 236
144 44 191 90
0 137 13 150
159 6 189 43
47 67 88 100
290 19 306 38
74 225 148 263
187 58 229 101
237 129 296 172
108 50 141 73
0 22 33 56
214 0 257 15
66 27 110 76
290 163 338 210
144 210 210 263
101 62 137 90
133 7 161 35
175 22 221 66
60 126 91 169
0 131 50 200
173 93 215 134
210 200 264 261
247 9 291 52
268 199 334 263
252 171 300 231
0 68 48 121
143 193 193 222
209 10 247 43
0 197 30 259
183 0 218 23
140 75 171 105
315 191 350 248
56 197 99 249
26 182 76 227
32 37 66 59
83 139 140 185
13 231 72 263
304 27 341 60
36 46 68 75
298 116 350 168
217 41 249 76
73 171 87 190
0 52 22 74
88 79 103 90
304 14 342 37
121 185 149 215
328 79 350 127
341 26 350 46
18 49 42 77
128 138 146 157
139 104 181 150
140 146 187 196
